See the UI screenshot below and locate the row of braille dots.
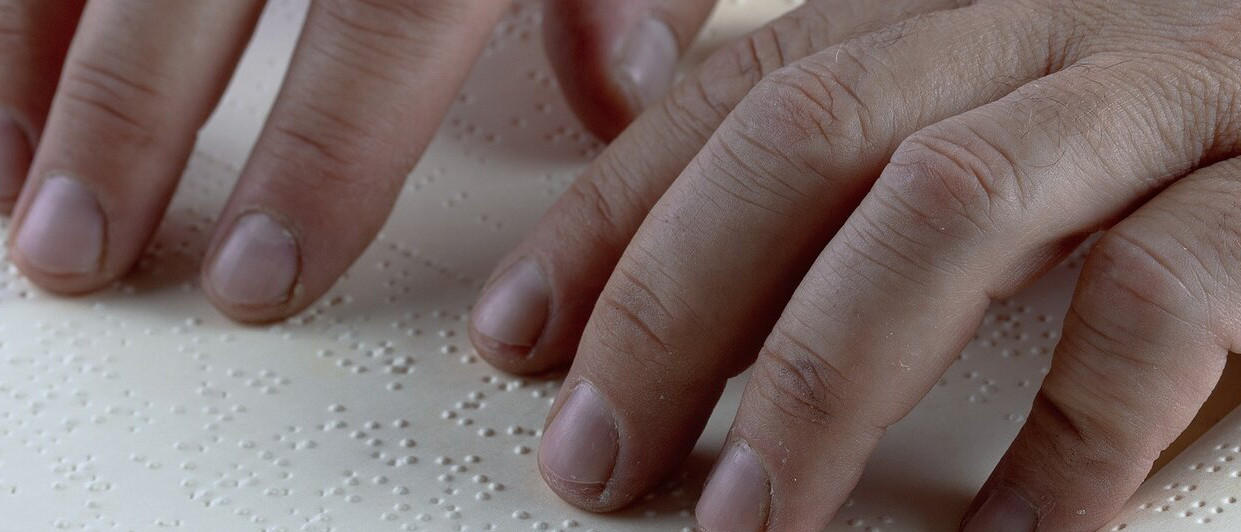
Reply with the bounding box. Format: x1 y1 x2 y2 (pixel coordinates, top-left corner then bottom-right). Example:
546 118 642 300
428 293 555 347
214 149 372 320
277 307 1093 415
1128 481 1238 526
1187 440 1241 477
319 452 507 527
466 375 557 444
482 0 542 58
944 298 1059 414
377 239 477 289
309 326 466 378
0 239 36 301
972 298 1059 351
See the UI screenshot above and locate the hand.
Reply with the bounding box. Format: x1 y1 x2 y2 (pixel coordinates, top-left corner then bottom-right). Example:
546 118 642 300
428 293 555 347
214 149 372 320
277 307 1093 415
468 0 1241 529
0 0 717 322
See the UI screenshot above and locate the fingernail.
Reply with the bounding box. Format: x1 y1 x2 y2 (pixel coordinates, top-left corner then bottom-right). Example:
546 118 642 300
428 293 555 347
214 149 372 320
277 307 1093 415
961 487 1038 532
206 212 299 307
0 113 32 204
14 176 104 275
696 442 770 532
613 16 679 112
539 383 618 490
472 258 550 349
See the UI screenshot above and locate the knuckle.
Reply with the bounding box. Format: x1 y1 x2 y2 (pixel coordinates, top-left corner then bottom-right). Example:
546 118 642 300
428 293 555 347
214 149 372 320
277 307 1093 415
751 343 848 427
692 129 807 220
589 257 699 373
686 50 883 219
268 100 375 170
875 124 1025 238
684 25 788 121
750 321 894 432
557 156 653 242
311 0 483 69
318 0 468 36
1026 389 1163 473
1078 230 1205 332
57 58 171 147
0 2 31 45
736 50 873 156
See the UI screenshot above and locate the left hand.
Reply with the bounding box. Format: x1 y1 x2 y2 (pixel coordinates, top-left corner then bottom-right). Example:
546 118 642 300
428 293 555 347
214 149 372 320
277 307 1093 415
468 0 1241 530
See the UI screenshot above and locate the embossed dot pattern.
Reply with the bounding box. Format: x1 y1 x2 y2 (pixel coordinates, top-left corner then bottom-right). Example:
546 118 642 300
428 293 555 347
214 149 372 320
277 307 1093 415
0 1 1234 530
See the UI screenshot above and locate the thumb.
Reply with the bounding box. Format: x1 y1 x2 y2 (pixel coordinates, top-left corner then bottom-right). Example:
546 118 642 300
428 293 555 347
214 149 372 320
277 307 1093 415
543 0 717 140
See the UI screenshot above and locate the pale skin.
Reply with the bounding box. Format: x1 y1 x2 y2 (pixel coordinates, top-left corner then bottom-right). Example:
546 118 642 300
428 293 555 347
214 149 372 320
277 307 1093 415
6 1 1241 531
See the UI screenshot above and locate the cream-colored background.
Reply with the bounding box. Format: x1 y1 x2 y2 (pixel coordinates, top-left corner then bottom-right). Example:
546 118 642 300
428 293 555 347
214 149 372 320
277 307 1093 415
0 1 1236 530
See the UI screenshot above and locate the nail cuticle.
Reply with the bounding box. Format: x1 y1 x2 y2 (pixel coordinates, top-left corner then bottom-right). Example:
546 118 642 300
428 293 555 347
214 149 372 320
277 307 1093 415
14 174 107 276
205 211 301 308
538 381 619 496
697 440 771 532
612 16 679 112
471 257 551 351
960 485 1039 532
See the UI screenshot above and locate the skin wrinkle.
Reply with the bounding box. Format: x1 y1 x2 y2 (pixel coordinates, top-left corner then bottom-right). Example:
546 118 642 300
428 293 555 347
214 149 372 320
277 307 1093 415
1043 356 1196 459
727 118 820 185
59 62 165 136
712 133 808 204
766 323 860 394
751 354 847 427
560 172 634 242
1091 232 1205 326
594 283 685 363
411 0 1241 527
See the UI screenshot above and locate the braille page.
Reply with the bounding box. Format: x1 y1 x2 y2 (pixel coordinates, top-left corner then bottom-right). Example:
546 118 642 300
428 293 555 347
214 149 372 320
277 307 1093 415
0 1 1236 530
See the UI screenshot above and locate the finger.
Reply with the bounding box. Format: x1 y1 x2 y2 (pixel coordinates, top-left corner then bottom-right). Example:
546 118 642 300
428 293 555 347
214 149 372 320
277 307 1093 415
7 0 263 293
542 0 716 140
961 161 1241 530
0 0 83 211
471 0 966 375
202 0 510 322
538 2 1070 512
704 37 1241 532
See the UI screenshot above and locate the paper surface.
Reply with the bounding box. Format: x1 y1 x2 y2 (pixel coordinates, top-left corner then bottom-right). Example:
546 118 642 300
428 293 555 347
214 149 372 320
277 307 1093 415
0 1 1236 530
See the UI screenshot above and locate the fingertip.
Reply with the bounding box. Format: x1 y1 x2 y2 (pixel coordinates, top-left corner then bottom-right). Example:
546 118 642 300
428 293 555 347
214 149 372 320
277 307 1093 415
469 256 578 375
543 0 687 141
468 326 540 374
201 211 305 324
695 441 770 532
535 380 635 512
9 174 113 295
960 485 1039 532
